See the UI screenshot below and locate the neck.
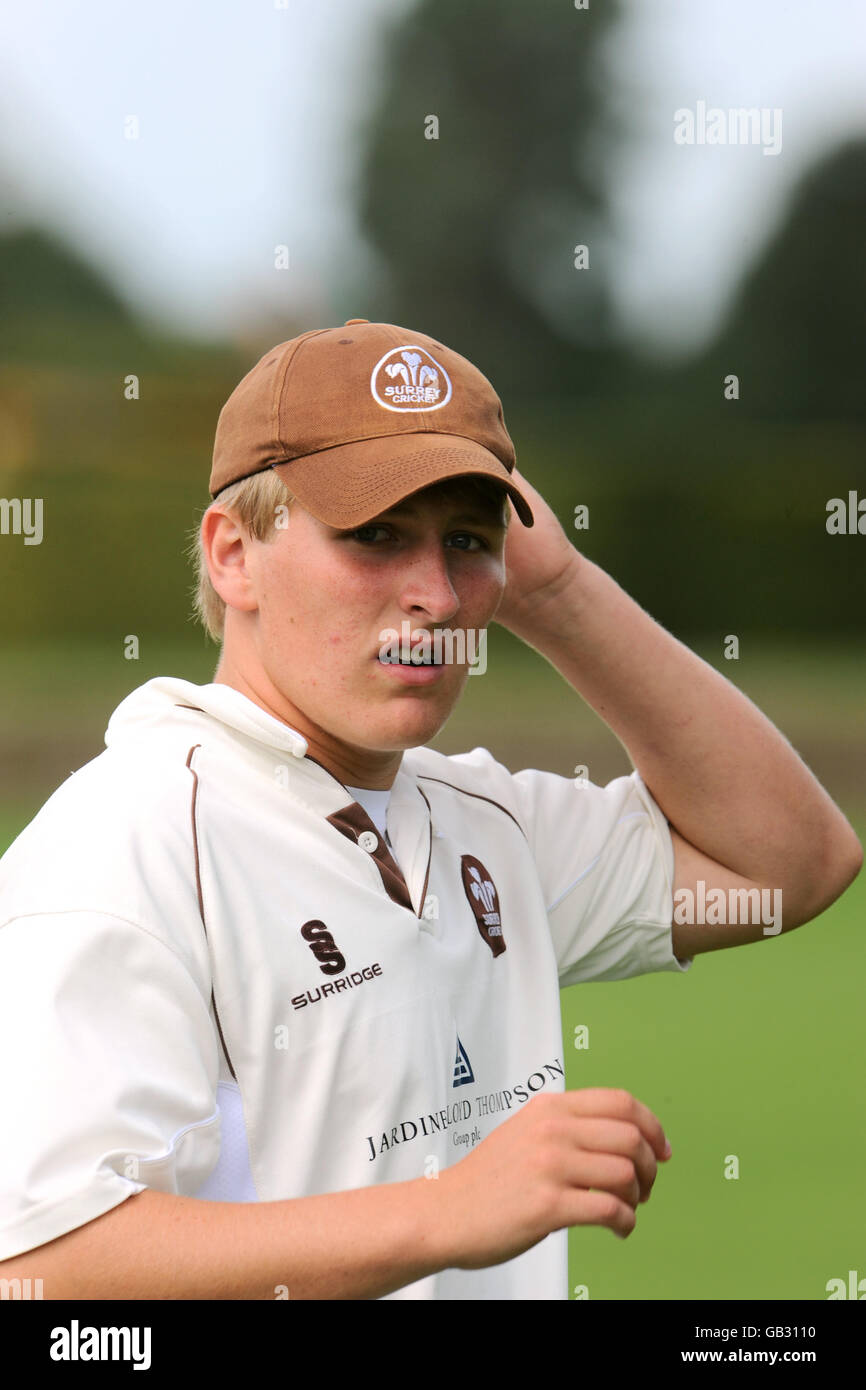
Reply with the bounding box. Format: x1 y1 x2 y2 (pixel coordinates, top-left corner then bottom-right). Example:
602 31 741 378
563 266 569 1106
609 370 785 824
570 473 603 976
212 655 403 791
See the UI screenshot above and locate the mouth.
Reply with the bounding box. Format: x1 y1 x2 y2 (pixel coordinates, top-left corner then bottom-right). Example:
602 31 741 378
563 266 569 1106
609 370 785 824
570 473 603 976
377 652 442 666
375 631 442 666
374 631 447 683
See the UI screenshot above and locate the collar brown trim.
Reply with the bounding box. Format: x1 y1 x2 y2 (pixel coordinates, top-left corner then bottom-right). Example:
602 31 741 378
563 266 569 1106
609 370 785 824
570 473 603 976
326 801 414 913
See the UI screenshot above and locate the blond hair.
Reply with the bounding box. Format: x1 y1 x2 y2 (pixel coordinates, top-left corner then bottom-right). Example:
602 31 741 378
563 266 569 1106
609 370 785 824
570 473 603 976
188 469 293 643
188 469 510 644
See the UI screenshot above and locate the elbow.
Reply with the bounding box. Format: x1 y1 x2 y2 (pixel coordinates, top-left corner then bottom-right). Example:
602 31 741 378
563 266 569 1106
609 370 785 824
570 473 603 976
824 818 863 898
793 819 863 926
838 827 864 891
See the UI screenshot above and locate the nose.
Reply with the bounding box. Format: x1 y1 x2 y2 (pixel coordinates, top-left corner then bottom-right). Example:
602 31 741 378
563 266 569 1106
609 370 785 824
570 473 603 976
397 540 461 625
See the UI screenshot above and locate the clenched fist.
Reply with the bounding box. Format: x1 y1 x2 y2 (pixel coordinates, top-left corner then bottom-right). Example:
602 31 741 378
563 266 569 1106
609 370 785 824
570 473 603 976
436 1088 672 1270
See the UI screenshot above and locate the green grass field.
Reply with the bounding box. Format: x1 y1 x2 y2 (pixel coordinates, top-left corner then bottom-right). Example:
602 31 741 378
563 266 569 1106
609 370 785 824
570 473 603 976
560 843 865 1300
1 636 862 1299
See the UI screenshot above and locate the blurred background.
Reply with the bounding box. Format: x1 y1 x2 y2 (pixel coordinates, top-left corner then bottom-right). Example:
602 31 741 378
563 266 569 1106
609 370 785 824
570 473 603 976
0 0 863 1300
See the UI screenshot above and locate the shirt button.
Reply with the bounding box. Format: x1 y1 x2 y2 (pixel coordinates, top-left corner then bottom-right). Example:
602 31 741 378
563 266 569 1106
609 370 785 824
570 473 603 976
358 830 378 853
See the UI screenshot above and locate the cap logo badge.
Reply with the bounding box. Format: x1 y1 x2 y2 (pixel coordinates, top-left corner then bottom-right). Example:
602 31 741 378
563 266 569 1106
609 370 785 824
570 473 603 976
370 344 452 412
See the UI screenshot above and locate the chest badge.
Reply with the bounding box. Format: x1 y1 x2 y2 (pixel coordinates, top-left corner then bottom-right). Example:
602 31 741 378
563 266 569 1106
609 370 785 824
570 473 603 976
460 854 506 957
300 920 346 976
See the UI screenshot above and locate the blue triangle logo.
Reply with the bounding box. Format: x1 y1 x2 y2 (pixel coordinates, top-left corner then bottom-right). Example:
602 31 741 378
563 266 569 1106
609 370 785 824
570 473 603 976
452 1035 475 1087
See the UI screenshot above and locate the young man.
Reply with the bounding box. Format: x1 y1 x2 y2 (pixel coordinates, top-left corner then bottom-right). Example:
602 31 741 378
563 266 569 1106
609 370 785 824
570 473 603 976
0 320 860 1300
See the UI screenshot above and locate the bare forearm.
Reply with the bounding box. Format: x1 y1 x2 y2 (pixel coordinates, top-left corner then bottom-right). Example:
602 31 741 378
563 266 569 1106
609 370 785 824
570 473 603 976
2 1086 678 1299
510 549 861 899
0 1179 452 1301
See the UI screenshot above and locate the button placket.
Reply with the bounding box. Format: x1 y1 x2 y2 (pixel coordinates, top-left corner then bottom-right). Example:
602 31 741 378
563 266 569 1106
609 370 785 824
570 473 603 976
325 802 414 912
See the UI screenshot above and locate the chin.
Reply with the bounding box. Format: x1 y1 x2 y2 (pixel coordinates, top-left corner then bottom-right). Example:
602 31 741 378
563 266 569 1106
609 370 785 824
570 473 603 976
359 702 455 753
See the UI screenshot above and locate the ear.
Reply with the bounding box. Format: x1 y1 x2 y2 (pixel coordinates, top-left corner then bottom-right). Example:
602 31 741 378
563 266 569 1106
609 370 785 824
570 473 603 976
200 506 259 614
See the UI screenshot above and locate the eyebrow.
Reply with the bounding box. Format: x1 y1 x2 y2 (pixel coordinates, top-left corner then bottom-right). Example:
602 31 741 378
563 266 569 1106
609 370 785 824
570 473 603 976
374 504 506 527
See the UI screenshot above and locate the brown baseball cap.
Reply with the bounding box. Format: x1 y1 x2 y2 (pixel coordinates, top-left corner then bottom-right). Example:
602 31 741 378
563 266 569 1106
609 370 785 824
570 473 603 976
209 319 534 527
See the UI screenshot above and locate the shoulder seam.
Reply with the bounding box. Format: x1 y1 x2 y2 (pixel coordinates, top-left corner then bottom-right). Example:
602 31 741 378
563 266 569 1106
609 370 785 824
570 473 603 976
416 774 527 840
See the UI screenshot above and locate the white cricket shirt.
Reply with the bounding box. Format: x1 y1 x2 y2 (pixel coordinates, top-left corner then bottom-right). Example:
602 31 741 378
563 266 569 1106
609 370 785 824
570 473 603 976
0 676 691 1297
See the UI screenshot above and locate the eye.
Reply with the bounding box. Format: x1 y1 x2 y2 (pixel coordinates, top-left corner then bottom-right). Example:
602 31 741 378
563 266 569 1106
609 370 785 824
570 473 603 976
348 525 391 544
447 532 485 551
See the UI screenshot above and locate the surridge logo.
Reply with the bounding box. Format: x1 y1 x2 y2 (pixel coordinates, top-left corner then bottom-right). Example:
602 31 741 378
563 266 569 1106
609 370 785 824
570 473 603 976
371 344 452 412
300 919 346 976
460 854 505 957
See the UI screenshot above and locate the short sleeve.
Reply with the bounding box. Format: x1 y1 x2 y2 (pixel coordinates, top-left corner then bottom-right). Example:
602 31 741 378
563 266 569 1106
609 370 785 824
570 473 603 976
510 766 692 986
0 911 222 1262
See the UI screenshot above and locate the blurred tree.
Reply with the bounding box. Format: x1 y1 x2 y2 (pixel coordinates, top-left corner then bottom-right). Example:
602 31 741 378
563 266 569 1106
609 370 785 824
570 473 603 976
0 227 135 361
353 0 629 395
0 228 130 321
692 139 866 421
